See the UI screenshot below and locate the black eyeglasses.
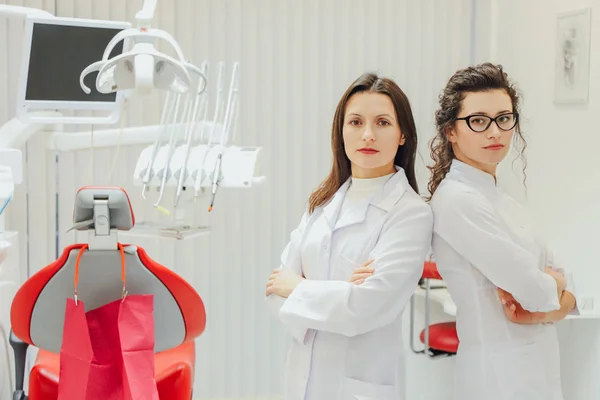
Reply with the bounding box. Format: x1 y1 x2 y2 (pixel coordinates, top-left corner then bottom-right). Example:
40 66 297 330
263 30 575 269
455 112 519 133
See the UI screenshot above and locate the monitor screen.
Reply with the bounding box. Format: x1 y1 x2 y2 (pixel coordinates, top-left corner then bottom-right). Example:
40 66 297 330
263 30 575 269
25 22 125 103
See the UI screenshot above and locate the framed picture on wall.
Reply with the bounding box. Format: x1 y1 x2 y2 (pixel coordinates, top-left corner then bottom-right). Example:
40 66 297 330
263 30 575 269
554 8 592 104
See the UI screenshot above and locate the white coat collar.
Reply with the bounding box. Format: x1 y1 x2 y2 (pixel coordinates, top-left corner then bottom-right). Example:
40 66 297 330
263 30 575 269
447 159 499 197
322 166 409 230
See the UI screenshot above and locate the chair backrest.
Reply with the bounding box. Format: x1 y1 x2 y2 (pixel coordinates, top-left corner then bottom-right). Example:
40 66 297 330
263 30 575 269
10 186 206 354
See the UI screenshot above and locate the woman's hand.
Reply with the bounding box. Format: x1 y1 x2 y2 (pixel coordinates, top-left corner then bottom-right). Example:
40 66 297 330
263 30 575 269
497 288 546 325
265 268 304 298
348 259 375 285
545 267 566 298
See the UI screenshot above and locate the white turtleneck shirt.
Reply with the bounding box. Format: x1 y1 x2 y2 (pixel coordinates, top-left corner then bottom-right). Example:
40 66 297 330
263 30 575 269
334 173 395 229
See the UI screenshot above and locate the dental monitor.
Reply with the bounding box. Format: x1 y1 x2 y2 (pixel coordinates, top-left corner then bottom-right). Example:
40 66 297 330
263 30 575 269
16 16 131 125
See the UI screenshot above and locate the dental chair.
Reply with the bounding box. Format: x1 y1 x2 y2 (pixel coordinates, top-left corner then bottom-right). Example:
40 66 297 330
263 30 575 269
409 260 459 358
8 186 206 400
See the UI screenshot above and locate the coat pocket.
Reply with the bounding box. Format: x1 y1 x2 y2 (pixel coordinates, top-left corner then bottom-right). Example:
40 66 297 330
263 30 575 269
488 340 560 400
341 377 398 400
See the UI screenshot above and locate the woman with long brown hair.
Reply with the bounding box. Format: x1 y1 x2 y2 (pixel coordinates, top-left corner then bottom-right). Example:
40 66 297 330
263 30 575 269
428 63 577 400
265 73 432 399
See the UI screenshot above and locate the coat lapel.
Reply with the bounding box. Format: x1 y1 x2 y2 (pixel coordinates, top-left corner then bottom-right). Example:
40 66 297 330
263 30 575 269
371 170 409 212
323 179 350 230
322 168 410 232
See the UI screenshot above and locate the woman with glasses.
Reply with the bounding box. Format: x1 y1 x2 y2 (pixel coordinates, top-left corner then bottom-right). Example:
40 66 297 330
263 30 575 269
427 63 577 400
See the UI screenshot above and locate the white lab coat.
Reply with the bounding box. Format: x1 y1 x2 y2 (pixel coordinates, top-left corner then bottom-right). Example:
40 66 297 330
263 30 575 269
430 160 578 400
267 168 433 400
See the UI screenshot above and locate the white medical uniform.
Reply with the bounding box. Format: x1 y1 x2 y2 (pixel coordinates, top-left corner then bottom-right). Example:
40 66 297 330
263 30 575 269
267 167 433 400
430 159 578 400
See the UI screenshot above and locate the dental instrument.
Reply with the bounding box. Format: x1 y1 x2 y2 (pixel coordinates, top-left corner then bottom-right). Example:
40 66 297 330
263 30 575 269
207 63 240 212
153 93 184 212
174 62 210 208
140 91 174 199
194 63 226 202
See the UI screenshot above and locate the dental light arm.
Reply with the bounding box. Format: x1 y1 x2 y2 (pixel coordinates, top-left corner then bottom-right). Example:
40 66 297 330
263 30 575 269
135 0 157 29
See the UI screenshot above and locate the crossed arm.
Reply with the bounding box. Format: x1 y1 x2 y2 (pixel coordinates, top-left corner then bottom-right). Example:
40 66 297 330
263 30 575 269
498 283 577 325
432 187 577 324
265 203 433 340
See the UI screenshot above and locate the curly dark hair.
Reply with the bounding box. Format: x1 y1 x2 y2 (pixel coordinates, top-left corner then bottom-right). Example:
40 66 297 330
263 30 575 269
427 62 526 197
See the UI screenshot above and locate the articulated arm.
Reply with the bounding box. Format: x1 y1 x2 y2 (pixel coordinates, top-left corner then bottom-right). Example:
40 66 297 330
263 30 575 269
135 0 157 28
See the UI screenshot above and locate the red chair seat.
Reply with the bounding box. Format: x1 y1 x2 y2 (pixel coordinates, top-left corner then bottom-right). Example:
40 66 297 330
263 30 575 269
419 322 459 353
28 341 196 400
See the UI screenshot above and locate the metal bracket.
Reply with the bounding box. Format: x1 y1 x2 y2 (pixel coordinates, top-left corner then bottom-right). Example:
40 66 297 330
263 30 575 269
87 195 118 250
93 198 110 235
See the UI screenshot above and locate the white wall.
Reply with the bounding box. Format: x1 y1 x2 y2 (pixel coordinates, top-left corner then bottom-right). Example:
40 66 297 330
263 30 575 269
0 1 477 399
493 1 600 399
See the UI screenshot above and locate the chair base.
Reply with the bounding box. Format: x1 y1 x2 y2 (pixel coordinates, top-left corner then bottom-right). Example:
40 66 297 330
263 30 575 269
27 340 195 400
12 390 27 400
426 348 456 358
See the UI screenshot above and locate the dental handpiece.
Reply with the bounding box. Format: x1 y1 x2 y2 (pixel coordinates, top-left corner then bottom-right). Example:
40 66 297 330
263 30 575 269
208 152 223 212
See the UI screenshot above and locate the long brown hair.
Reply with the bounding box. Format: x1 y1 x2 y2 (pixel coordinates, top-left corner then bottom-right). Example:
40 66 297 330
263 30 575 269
308 72 419 214
427 63 526 197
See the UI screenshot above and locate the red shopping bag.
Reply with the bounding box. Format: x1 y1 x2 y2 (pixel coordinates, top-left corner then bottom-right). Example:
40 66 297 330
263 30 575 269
118 293 159 400
57 243 159 400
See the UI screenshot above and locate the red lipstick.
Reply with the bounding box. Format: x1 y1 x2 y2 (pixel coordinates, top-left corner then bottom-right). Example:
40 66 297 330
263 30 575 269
358 148 379 154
